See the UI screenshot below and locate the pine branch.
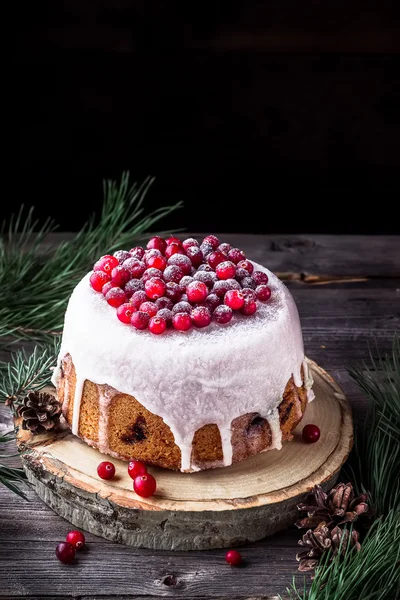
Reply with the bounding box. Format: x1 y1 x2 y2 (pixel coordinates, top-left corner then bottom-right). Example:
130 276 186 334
0 172 182 341
0 431 28 500
347 335 400 515
0 338 60 412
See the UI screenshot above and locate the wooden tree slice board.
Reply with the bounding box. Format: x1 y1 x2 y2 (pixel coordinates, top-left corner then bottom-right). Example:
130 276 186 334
17 359 353 550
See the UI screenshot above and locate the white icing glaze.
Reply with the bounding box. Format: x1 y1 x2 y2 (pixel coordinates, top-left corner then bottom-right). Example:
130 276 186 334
52 261 307 471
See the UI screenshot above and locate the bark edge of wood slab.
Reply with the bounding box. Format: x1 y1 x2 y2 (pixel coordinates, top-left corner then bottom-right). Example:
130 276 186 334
16 359 353 551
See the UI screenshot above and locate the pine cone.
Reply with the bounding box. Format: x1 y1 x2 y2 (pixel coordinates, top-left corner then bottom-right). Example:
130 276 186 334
296 483 372 530
296 521 361 572
18 391 62 435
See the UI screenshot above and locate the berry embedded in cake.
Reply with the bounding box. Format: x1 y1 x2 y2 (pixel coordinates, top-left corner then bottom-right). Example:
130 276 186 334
52 235 315 472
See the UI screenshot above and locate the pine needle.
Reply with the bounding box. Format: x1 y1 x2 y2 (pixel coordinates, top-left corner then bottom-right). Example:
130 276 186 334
0 172 182 341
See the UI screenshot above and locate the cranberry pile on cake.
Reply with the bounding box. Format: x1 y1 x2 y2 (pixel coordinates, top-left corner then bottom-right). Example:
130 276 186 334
53 235 314 472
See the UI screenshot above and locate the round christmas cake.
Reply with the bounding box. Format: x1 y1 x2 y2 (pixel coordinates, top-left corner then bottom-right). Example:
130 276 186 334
52 235 314 472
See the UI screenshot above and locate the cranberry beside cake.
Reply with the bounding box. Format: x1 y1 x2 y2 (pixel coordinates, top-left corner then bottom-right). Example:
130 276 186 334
52 235 314 472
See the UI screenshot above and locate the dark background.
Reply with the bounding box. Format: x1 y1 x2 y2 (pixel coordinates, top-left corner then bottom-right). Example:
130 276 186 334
13 1 400 234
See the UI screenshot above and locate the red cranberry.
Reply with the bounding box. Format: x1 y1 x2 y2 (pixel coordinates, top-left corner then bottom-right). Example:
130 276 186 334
102 281 114 296
191 306 212 328
105 287 127 307
90 271 110 292
172 312 192 331
56 542 75 564
125 278 145 298
212 280 233 298
241 288 257 302
200 241 213 258
122 257 141 274
165 281 182 302
117 303 136 323
180 275 194 288
145 277 166 300
166 236 181 246
129 246 145 260
241 276 256 289
235 267 251 281
165 243 184 259
208 250 227 270
128 460 147 479
147 254 167 271
139 301 158 317
240 300 257 315
205 293 221 311
256 285 271 301
203 234 219 249
186 245 203 266
131 311 150 330
144 248 162 264
213 304 233 324
218 242 232 254
216 261 236 280
225 278 241 290
194 271 218 288
111 265 131 287
156 296 173 310
182 237 199 251
167 254 192 274
302 424 320 443
252 271 269 285
134 473 157 498
113 250 131 264
237 259 253 274
130 290 148 309
156 308 173 325
97 461 115 480
197 264 213 272
225 549 242 566
147 236 167 254
180 293 189 302
149 316 167 335
172 301 192 314
164 265 184 283
186 281 208 303
94 255 119 274
129 260 146 279
66 530 85 550
228 248 246 264
224 290 245 310
142 267 163 282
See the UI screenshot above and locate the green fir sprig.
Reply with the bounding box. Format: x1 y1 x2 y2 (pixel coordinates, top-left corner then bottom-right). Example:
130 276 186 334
0 430 27 500
0 338 60 412
0 173 182 341
285 335 400 600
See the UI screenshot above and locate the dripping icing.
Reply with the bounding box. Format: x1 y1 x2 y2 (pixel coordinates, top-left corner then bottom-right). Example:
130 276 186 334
53 261 310 471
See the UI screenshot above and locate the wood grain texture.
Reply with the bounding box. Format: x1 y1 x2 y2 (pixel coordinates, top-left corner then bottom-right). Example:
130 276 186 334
0 234 399 597
16 361 352 551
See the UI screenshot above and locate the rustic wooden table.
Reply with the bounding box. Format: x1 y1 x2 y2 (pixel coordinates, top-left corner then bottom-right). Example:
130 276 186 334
1 234 399 600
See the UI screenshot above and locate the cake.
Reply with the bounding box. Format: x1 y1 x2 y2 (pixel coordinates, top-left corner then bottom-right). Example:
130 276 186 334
52 235 314 472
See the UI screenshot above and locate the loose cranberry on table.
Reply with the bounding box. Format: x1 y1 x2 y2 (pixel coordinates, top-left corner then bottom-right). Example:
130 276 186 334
302 424 320 443
128 459 147 479
56 542 76 564
134 473 157 498
97 461 116 480
66 530 86 550
225 549 242 566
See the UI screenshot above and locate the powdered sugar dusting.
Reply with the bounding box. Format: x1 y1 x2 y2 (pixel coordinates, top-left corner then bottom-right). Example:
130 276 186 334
53 261 307 471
